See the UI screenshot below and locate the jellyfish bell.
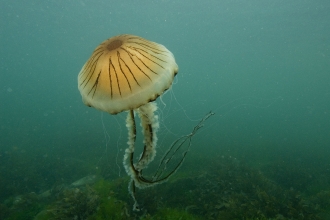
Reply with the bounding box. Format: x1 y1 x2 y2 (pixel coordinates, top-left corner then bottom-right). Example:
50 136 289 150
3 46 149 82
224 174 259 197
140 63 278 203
78 34 178 115
78 34 178 210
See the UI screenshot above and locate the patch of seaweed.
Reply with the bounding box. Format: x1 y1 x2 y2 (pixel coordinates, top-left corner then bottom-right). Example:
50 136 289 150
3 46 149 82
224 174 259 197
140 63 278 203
2 152 330 219
42 186 99 220
136 155 324 219
1 192 45 220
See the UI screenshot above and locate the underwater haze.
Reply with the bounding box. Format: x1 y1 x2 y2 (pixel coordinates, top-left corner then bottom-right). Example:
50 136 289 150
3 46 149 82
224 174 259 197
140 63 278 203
1 0 330 219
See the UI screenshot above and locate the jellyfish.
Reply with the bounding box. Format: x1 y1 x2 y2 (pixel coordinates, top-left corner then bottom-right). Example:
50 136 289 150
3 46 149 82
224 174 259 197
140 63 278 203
78 34 213 210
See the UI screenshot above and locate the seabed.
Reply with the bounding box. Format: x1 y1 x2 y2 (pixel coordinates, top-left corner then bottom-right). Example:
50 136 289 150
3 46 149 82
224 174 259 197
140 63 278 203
1 148 330 220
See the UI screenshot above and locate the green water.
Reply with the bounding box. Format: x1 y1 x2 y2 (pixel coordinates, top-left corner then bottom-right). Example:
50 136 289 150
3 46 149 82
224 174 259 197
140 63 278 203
1 0 330 219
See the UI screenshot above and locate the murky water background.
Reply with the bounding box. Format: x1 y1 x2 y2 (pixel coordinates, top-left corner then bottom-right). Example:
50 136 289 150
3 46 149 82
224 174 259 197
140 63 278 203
1 0 330 219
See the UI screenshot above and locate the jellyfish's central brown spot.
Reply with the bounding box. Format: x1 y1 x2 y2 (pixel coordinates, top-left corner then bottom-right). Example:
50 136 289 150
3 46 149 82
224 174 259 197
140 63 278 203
107 39 122 51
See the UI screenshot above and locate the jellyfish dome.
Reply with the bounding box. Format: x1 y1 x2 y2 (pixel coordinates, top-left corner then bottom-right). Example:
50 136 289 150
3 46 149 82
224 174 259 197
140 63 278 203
78 34 178 115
